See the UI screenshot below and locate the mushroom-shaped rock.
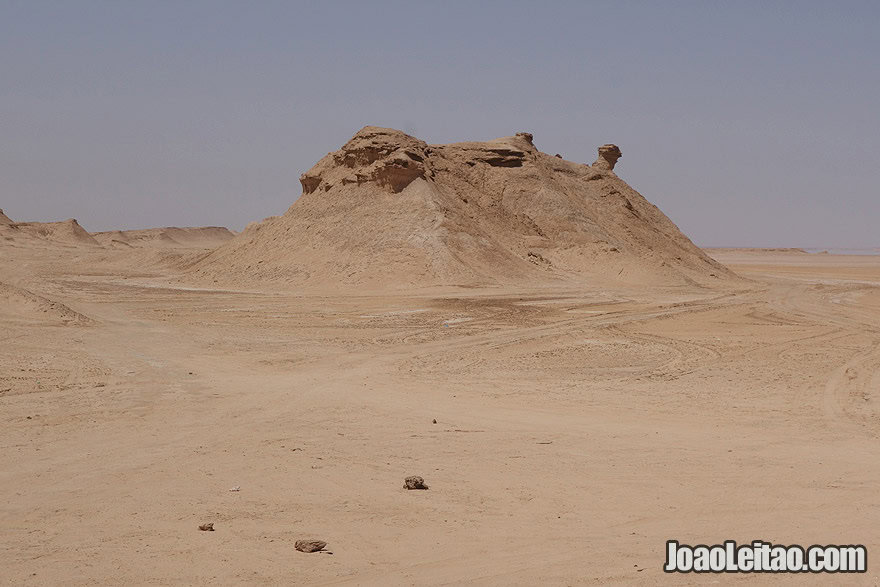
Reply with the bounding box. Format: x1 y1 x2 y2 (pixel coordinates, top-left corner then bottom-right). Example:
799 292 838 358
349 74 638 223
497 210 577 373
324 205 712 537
593 144 622 171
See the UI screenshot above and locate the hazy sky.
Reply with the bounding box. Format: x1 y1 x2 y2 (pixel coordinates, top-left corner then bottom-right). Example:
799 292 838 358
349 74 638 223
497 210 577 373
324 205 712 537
2 1 878 246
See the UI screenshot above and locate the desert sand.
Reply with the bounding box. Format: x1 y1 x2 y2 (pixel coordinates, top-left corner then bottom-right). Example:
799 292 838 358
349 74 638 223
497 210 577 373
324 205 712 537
2 132 879 585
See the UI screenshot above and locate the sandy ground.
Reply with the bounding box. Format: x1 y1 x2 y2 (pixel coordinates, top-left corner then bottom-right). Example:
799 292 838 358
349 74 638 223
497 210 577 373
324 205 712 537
2 243 880 585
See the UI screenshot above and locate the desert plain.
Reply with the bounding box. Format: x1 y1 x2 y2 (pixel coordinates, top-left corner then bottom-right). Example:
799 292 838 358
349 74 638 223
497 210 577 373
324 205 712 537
2 131 880 585
4 240 880 585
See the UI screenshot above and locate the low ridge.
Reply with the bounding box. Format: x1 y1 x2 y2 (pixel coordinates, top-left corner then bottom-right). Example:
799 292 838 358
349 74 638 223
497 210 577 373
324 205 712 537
91 226 235 249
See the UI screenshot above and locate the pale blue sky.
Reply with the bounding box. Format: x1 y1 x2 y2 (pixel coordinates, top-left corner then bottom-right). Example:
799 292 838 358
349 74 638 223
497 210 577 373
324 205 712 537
2 1 878 246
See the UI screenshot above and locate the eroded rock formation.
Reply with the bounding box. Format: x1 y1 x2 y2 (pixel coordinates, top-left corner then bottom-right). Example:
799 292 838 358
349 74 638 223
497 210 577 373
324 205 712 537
191 126 735 290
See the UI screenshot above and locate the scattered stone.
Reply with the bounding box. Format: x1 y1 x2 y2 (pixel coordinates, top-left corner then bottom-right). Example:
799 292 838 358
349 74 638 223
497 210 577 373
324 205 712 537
432 419 437 424
295 539 327 553
198 523 214 531
229 486 240 492
404 476 429 490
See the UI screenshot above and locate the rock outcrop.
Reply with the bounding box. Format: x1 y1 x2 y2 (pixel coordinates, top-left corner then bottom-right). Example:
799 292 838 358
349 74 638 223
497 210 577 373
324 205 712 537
189 126 736 290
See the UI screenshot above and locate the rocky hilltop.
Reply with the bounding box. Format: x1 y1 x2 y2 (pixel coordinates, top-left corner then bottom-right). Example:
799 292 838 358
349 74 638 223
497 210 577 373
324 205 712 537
189 126 736 290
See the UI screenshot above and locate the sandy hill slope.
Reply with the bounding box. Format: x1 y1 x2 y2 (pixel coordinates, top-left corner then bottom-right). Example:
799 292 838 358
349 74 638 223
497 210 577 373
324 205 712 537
0 209 12 224
0 218 99 246
0 281 93 325
91 226 235 249
190 126 737 290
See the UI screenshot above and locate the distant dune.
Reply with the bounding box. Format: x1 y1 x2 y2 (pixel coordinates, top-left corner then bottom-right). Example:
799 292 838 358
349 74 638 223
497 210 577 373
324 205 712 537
90 226 235 249
705 247 809 255
0 217 100 246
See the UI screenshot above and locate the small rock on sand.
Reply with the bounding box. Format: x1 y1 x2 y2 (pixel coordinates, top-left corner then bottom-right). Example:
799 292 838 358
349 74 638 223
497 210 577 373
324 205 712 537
404 476 428 490
198 523 214 531
295 539 327 553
